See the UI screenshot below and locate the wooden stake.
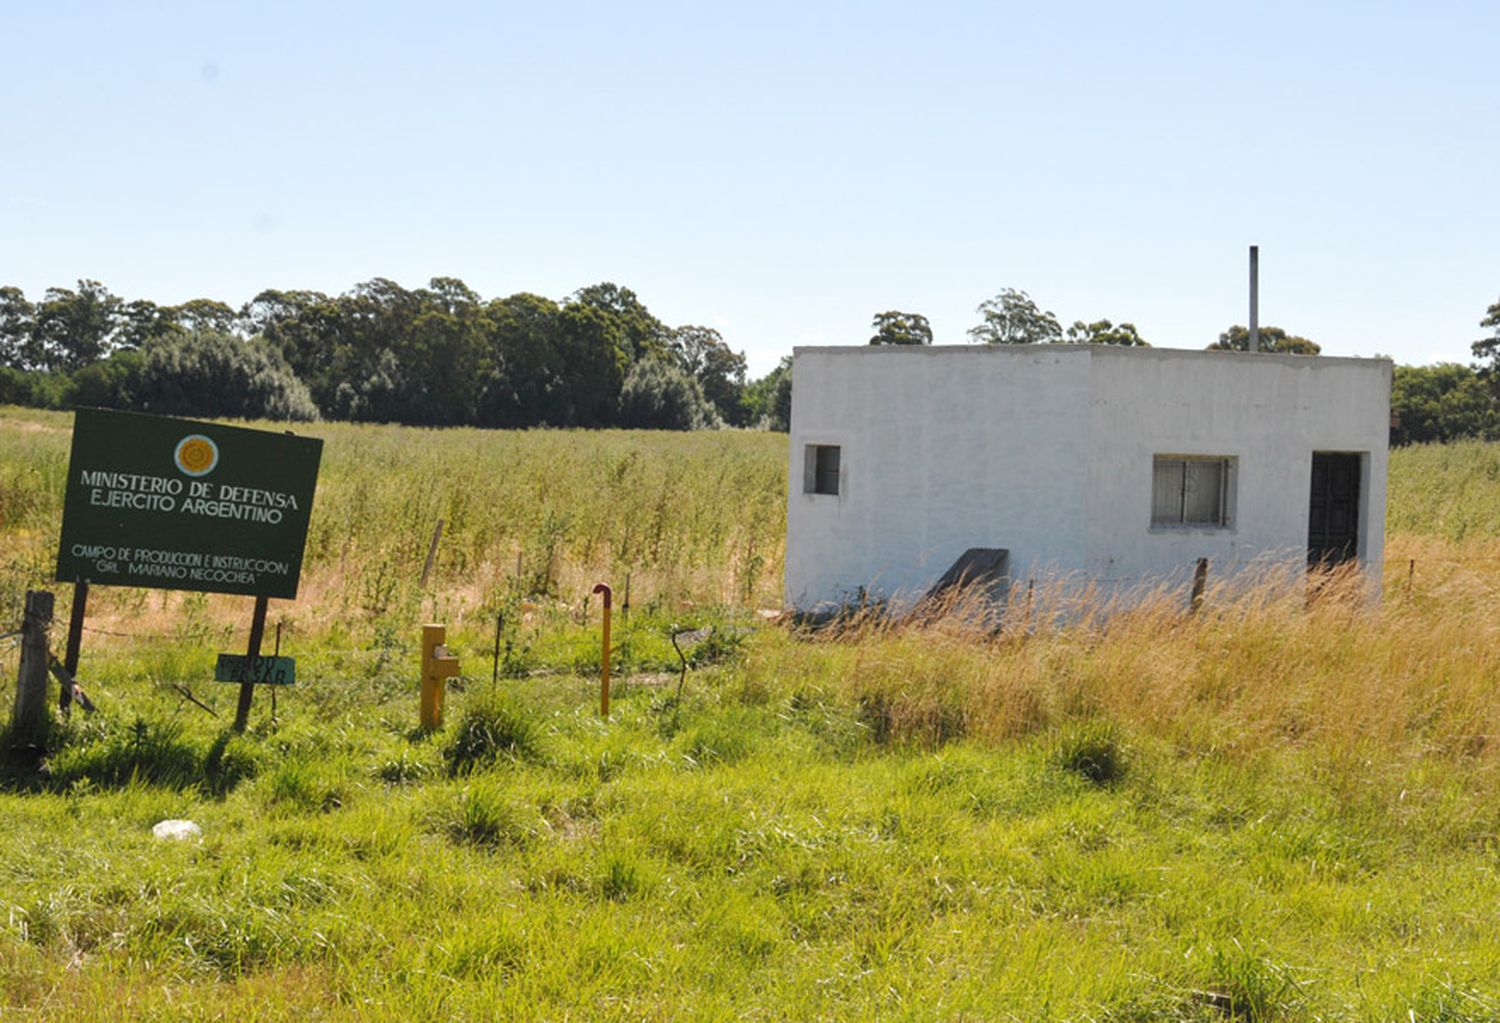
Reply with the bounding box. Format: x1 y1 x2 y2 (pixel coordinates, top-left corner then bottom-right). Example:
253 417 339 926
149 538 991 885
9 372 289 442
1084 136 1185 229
10 590 53 747
593 583 612 718
420 518 444 588
1190 558 1209 614
60 579 88 715
233 596 270 733
492 611 503 688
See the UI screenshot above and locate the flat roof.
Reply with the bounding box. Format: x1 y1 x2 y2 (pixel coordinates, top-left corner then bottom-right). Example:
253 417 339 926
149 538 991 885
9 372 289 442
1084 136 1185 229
792 344 1391 369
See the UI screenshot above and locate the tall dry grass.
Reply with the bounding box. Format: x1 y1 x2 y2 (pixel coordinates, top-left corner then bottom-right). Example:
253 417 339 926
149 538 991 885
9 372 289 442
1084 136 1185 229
754 535 1500 804
0 409 787 636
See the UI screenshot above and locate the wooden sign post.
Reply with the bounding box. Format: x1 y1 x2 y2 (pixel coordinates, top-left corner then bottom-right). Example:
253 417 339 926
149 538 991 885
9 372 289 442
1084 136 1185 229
233 596 270 732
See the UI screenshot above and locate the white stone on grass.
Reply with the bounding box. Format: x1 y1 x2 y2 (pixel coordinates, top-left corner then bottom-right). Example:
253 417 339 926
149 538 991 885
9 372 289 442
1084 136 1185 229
151 819 202 841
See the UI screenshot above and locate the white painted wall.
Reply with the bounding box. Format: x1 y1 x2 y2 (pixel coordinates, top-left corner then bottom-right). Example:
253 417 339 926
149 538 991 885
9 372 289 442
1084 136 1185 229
785 345 1391 612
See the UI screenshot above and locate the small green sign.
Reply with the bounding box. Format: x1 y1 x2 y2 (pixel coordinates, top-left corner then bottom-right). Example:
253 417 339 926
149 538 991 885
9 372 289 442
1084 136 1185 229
214 654 296 686
56 409 323 599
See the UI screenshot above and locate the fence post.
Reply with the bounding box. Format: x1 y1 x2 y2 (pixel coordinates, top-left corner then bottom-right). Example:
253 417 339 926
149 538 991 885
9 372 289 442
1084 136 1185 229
11 590 54 747
593 583 612 718
420 519 444 588
1190 558 1209 614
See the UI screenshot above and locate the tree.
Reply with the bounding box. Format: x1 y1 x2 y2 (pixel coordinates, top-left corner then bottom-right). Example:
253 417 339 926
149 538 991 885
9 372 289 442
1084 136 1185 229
1063 319 1149 346
1208 325 1320 355
670 325 749 424
476 292 566 427
968 289 1062 345
568 282 668 362
320 278 421 422
554 302 630 427
238 288 341 391
869 311 932 346
32 280 123 370
1470 298 1500 390
401 277 489 425
170 298 238 335
117 299 182 350
1390 363 1500 445
743 356 792 431
0 286 35 369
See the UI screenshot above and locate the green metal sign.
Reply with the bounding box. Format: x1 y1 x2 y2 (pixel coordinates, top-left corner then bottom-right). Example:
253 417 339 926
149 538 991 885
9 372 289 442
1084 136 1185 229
56 409 323 599
214 654 296 686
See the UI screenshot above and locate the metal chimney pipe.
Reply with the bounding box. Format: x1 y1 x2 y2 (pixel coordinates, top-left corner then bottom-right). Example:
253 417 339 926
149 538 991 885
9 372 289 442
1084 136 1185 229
1248 245 1260 352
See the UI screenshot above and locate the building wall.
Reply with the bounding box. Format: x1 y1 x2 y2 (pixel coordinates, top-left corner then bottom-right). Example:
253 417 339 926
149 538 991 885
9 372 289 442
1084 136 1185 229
785 346 1092 611
785 345 1391 611
1082 347 1390 592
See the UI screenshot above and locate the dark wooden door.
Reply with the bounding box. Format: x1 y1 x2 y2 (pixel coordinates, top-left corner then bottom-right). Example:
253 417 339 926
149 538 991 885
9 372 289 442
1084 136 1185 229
1308 453 1361 566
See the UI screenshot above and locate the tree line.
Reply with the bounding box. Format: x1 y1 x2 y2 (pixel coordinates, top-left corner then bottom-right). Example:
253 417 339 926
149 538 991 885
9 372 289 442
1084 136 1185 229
2 279 1497 444
0 278 792 430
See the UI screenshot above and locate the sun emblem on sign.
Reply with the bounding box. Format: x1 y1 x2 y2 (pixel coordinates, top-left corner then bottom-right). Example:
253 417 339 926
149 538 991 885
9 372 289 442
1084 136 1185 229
174 434 220 477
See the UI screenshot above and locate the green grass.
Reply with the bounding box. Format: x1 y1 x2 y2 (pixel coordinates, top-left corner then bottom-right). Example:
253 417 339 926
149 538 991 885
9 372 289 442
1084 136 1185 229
3 671 1498 1020
4 409 1500 1019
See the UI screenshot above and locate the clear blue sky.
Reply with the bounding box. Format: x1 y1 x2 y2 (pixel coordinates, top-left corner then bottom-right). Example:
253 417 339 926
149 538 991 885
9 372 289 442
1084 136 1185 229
2 1 1495 375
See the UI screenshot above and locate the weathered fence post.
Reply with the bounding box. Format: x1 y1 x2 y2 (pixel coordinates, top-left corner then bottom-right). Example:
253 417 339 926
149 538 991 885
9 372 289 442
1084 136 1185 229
593 583 612 718
1190 558 1209 614
11 591 54 746
420 519 444 588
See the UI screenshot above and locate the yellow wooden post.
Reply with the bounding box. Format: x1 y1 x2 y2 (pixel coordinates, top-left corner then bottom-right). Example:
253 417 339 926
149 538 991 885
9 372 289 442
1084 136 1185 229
420 623 461 730
592 583 612 718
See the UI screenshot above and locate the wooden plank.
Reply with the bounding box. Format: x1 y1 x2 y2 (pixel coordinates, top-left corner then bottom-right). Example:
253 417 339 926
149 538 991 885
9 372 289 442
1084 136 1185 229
923 548 1010 602
47 656 96 714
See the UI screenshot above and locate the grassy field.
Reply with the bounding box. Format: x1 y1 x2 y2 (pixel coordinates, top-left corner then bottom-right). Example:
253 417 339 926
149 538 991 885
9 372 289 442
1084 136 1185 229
4 408 1500 1021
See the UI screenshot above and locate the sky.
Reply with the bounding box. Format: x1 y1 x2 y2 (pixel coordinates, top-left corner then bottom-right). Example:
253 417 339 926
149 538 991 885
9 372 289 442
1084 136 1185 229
2 1 1496 376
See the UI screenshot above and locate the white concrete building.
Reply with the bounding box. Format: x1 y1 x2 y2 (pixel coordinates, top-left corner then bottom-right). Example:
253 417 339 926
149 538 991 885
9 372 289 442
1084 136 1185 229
784 344 1391 613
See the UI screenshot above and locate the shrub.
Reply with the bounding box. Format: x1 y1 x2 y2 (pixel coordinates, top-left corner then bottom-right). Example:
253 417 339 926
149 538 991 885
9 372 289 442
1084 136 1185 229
0 366 71 409
67 349 142 409
617 357 721 431
134 329 319 421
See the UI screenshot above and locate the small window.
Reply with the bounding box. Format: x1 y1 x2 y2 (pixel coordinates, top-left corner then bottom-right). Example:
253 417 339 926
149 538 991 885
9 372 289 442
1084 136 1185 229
805 444 841 496
1152 456 1231 527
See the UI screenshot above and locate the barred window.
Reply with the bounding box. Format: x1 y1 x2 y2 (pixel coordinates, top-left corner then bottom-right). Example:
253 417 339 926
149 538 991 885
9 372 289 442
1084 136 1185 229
1152 456 1231 527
